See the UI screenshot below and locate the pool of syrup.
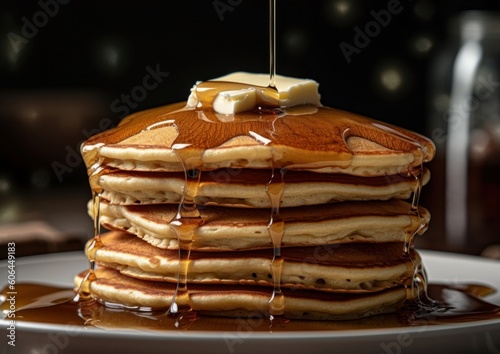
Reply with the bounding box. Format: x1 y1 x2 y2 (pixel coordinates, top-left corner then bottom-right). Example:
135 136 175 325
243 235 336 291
1 282 499 333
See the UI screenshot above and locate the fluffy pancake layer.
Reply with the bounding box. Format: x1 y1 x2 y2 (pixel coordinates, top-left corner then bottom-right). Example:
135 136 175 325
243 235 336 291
97 168 430 208
81 103 435 177
88 231 417 293
93 199 430 250
74 266 408 321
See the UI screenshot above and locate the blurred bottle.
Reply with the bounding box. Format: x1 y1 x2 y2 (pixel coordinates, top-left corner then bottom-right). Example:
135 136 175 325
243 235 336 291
425 11 500 254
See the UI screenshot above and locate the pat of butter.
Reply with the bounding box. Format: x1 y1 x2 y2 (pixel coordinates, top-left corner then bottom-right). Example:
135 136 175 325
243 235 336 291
188 72 321 114
213 88 258 115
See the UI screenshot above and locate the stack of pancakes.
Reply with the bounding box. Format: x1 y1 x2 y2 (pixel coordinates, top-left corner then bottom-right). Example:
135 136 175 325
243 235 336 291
75 78 435 321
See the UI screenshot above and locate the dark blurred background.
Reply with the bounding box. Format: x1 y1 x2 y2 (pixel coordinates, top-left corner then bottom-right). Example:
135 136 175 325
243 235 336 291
1 0 499 257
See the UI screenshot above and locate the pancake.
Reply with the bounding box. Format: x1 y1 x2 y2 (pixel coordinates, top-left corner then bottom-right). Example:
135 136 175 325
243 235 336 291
81 103 435 178
74 266 408 321
93 199 430 250
88 231 418 293
97 168 431 208
77 73 435 321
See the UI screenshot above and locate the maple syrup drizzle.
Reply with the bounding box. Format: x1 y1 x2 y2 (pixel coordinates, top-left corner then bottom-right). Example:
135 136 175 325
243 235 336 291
167 146 203 327
266 0 289 323
405 145 435 309
74 149 106 302
74 141 112 303
73 192 103 302
266 167 287 318
341 121 436 312
366 122 436 305
403 158 425 256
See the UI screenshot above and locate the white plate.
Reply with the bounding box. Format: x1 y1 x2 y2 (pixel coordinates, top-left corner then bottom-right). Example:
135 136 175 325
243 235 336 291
1 250 500 354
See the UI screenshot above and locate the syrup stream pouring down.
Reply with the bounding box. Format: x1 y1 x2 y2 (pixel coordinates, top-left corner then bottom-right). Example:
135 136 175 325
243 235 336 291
269 0 277 89
266 0 287 322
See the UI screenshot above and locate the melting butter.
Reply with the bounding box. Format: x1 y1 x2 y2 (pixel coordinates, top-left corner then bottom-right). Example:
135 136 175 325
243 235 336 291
187 72 321 114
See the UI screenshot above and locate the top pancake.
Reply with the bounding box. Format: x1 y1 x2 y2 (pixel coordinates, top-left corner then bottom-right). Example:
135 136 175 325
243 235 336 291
81 102 435 177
